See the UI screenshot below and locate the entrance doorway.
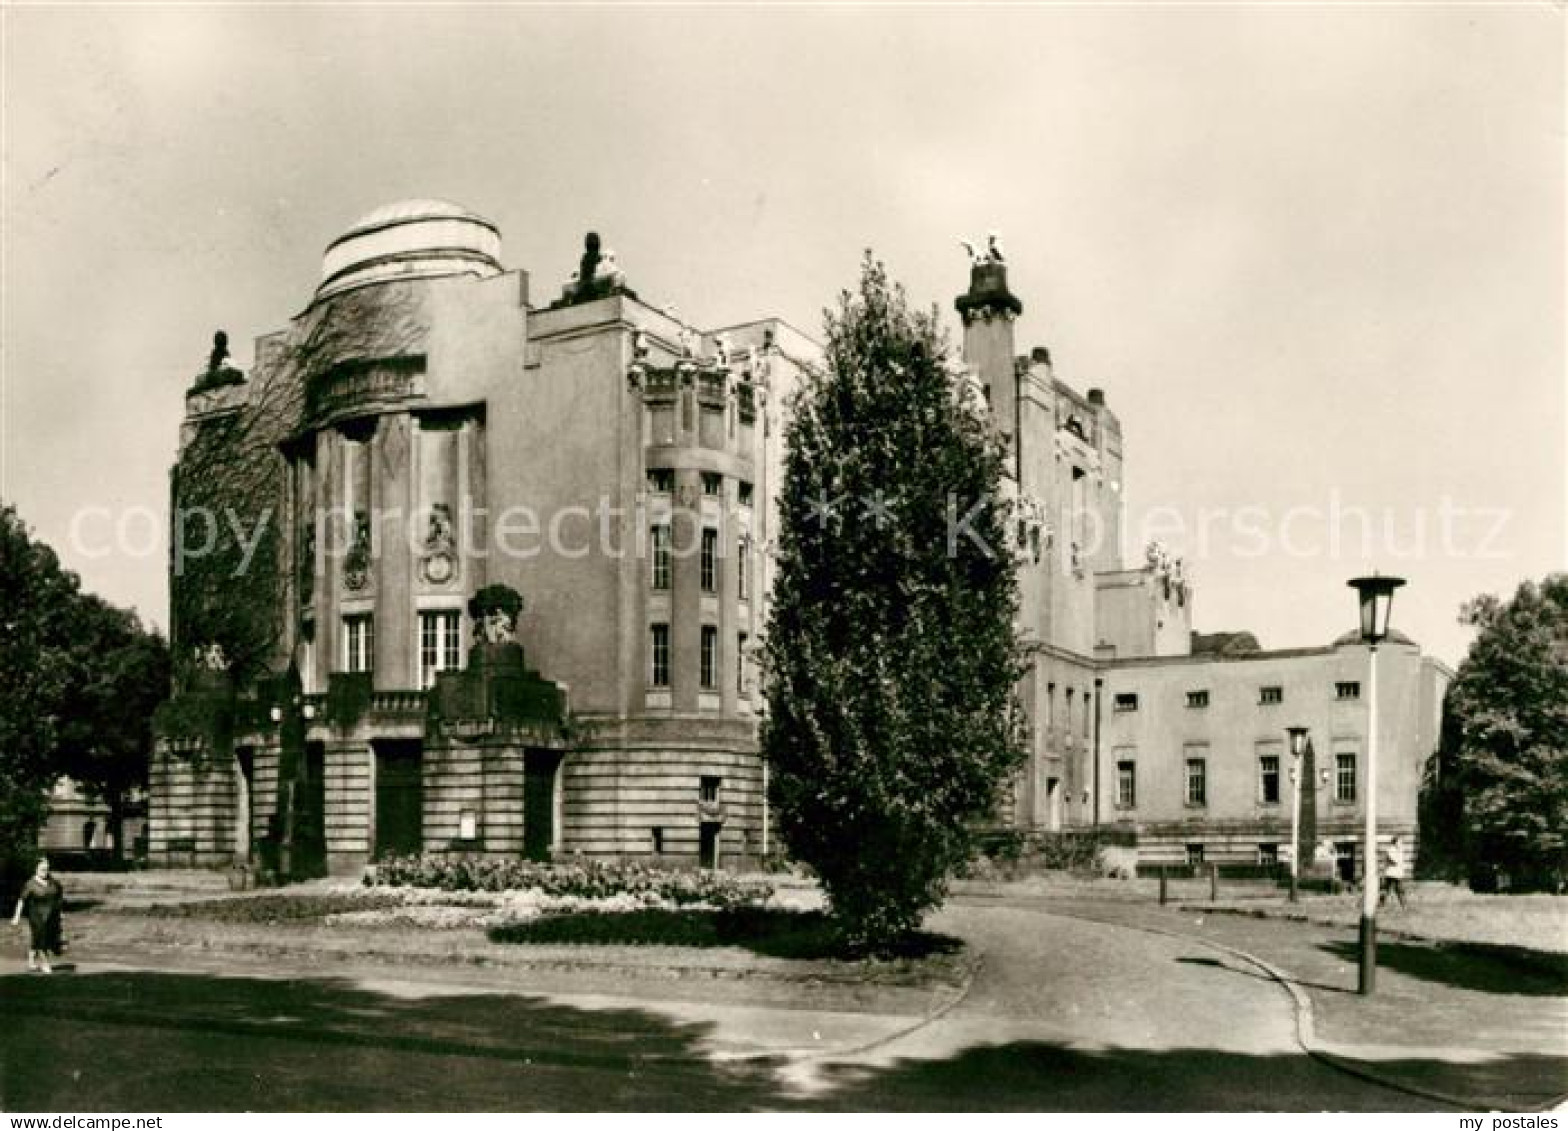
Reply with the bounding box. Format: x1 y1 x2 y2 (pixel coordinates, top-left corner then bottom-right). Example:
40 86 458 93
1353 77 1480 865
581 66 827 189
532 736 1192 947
1335 840 1358 885
375 741 424 857
699 821 722 869
523 752 560 862
234 746 255 862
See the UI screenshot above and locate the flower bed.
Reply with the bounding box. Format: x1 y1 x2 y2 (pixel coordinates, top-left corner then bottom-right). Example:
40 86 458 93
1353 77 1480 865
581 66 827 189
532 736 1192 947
140 890 406 923
364 854 774 911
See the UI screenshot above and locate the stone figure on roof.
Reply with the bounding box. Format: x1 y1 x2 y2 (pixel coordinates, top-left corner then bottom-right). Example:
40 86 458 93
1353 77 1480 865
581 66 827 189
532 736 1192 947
960 232 1007 267
560 231 629 303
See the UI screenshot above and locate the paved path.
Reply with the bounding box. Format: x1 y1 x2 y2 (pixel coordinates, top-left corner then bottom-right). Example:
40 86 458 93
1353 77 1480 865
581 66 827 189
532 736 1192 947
0 901 1472 1111
958 891 1568 1111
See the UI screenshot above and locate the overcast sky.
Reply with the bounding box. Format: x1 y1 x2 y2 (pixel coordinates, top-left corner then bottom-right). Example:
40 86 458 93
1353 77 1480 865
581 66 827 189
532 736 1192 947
3 4 1563 668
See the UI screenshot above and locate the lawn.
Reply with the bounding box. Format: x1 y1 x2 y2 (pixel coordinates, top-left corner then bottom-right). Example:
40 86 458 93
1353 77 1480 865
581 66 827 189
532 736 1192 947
1195 882 1568 954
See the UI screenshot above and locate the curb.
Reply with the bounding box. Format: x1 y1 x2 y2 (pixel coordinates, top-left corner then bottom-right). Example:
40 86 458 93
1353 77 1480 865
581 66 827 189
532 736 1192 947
727 951 985 1064
1043 905 1565 1113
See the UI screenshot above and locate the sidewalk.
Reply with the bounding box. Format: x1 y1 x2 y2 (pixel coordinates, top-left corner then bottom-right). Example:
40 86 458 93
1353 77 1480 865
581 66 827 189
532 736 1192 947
984 891 1568 1111
18 943 935 1065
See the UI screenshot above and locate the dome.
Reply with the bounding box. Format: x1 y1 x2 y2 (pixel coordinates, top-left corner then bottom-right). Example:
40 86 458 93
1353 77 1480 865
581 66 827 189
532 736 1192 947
1332 626 1417 647
316 198 503 301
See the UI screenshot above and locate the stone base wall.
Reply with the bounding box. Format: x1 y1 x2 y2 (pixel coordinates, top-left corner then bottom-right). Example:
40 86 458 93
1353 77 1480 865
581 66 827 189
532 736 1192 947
423 741 484 851
322 742 371 873
562 716 765 866
1134 819 1419 870
147 744 240 867
149 714 768 872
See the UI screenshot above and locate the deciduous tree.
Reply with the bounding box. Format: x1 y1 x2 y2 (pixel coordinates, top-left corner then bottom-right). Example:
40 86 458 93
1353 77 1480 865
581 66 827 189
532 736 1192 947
1434 574 1568 891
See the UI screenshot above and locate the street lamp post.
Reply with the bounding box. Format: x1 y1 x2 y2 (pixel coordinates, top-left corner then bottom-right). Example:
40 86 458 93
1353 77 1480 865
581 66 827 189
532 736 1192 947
1348 573 1406 996
1286 726 1310 903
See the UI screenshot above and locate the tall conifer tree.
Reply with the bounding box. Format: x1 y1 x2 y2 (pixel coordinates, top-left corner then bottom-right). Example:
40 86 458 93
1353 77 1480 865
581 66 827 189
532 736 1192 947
763 254 1027 947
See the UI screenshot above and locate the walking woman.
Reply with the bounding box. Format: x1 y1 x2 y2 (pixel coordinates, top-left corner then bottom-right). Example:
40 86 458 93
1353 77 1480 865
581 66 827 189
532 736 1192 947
11 857 64 973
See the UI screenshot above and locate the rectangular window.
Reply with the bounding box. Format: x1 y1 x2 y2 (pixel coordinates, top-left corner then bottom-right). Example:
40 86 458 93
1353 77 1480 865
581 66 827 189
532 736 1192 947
700 626 718 689
650 524 672 590
1336 681 1361 701
1186 689 1210 709
1336 752 1357 802
1257 843 1279 867
738 481 754 507
1116 761 1136 809
737 535 750 601
700 528 719 592
1259 685 1283 705
647 468 674 493
701 472 724 497
737 632 748 695
418 610 460 688
700 775 722 803
1113 692 1139 713
1186 843 1205 867
650 624 670 687
342 614 374 673
1259 755 1281 805
1185 758 1207 807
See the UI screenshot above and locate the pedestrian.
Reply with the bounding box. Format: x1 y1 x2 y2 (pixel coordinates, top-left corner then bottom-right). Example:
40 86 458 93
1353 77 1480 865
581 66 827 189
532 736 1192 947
1381 836 1409 911
11 857 65 973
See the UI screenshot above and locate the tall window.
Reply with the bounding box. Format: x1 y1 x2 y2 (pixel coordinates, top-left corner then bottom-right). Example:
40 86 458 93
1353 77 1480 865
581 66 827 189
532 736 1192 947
700 528 719 592
650 524 672 590
650 624 670 687
1336 752 1357 802
1185 758 1207 807
737 481 754 507
737 535 750 601
737 632 748 694
1116 761 1136 809
700 626 718 690
342 614 373 673
418 610 460 688
1259 754 1281 804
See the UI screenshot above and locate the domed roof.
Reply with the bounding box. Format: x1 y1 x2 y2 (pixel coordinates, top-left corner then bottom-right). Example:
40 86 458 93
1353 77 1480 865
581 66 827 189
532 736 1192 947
336 198 496 239
316 198 502 302
1332 626 1417 647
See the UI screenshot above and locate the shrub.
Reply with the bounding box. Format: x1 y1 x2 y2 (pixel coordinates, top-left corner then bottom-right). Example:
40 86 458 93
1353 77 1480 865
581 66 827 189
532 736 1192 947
365 853 773 910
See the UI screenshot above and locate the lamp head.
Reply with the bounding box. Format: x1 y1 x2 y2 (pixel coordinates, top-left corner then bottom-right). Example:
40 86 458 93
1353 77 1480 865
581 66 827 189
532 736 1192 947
1286 726 1310 758
1348 573 1406 643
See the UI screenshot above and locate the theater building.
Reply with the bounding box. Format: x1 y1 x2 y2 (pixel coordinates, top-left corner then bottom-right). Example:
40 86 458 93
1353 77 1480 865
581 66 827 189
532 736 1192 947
149 200 1449 875
151 199 811 874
